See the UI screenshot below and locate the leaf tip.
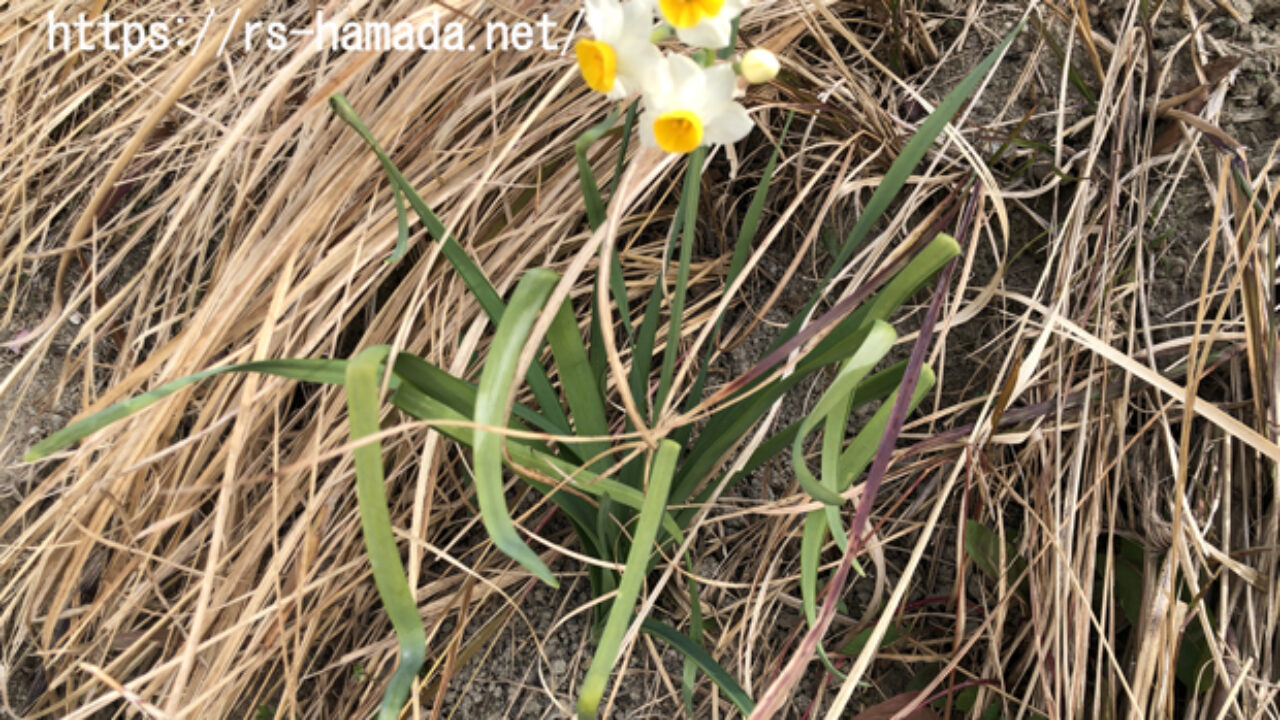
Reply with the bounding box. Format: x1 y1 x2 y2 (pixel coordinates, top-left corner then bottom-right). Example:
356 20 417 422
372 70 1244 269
933 232 961 258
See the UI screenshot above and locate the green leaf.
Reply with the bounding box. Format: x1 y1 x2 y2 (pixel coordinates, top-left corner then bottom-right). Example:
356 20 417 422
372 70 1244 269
827 365 936 548
606 101 638 202
964 519 1026 597
391 352 572 450
641 619 754 716
655 148 707 418
674 319 880 506
800 365 935 627
345 346 426 720
388 182 410 263
473 268 562 587
800 511 828 626
775 18 1023 346
792 321 896 505
329 93 571 435
676 111 793 448
578 440 679 718
682 572 705 715
548 300 610 469
576 106 622 231
25 358 349 461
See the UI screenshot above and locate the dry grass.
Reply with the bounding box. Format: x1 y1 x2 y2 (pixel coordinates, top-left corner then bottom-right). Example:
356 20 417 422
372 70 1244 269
2 0 1279 718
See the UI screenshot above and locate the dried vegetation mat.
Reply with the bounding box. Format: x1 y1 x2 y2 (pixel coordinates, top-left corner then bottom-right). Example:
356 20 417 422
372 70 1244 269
3 0 1280 718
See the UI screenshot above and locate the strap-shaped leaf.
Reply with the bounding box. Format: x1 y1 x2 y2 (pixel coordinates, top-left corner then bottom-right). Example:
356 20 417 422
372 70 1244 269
345 346 426 720
641 618 754 716
578 440 679 719
800 366 936 626
791 321 896 505
329 93 571 435
473 268 562 587
576 106 622 230
655 148 707 418
25 358 349 461
548 300 610 469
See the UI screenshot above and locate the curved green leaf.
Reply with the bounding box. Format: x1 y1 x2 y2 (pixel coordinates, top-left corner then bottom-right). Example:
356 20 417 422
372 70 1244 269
578 440 679 718
345 346 426 720
473 268 562 587
792 321 896 505
25 358 349 462
641 618 754 716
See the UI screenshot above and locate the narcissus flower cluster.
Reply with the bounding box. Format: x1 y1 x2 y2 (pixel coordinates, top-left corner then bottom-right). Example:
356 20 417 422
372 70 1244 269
574 0 778 154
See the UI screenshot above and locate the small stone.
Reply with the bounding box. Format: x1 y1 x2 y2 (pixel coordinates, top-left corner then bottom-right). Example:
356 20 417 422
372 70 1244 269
550 658 567 676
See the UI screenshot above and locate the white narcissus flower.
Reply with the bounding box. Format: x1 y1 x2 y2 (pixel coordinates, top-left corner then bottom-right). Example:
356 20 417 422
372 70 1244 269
639 55 753 154
657 0 725 29
673 0 744 49
575 0 663 99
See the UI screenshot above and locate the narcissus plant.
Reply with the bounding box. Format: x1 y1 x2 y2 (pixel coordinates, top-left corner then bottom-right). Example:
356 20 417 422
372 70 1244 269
657 0 726 29
638 55 752 154
672 0 745 49
573 0 757 153
575 0 663 99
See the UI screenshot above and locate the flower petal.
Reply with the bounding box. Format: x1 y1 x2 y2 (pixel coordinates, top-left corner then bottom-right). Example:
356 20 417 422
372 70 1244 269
675 15 732 48
585 0 624 41
701 101 753 144
638 109 660 147
703 64 737 102
616 40 665 97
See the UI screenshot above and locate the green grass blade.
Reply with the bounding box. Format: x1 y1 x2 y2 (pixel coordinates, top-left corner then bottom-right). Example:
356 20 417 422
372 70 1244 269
564 289 621 602
674 320 878 504
800 511 828 626
681 571 705 714
576 106 622 231
391 352 584 464
388 182 410 263
629 206 683 430
329 93 570 435
856 235 960 331
726 113 792 289
473 268 561 587
776 21 1023 345
629 278 663 423
578 440 679 719
675 362 912 530
388 381 599 539
391 380 691 552
825 365 936 549
25 358 349 461
606 101 638 201
675 114 792 447
590 245 635 394
676 234 958 501
548 300 610 468
799 367 935 628
345 346 426 720
655 148 706 418
607 244 634 341
836 365 936 493
791 321 895 505
641 619 754 716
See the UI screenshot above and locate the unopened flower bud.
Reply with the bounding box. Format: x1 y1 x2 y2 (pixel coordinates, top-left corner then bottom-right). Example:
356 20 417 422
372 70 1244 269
739 48 779 83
